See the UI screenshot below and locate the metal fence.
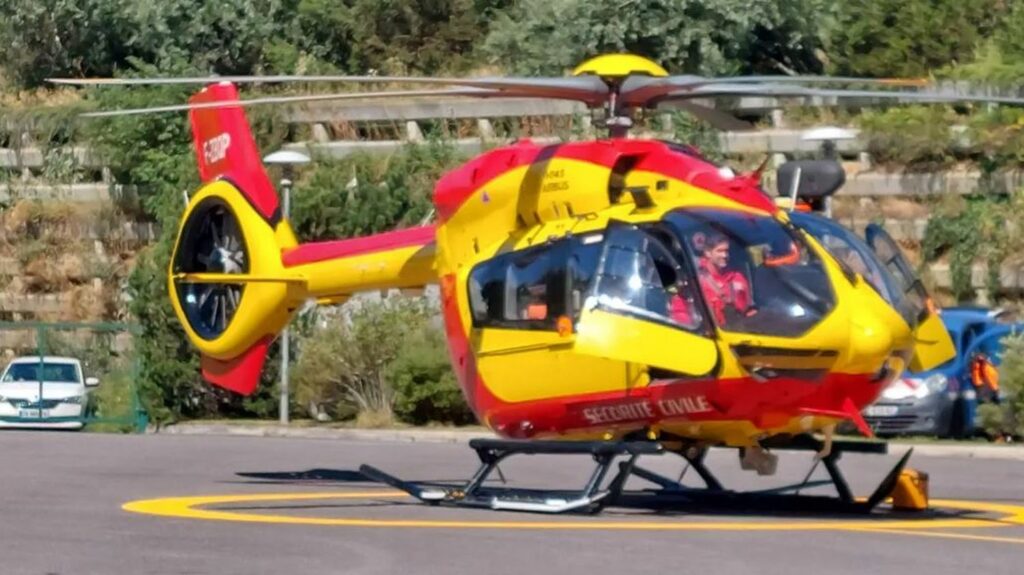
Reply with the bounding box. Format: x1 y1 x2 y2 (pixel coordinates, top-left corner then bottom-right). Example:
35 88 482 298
0 321 146 432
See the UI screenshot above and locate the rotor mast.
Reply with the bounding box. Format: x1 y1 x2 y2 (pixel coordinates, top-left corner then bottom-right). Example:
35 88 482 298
571 54 670 139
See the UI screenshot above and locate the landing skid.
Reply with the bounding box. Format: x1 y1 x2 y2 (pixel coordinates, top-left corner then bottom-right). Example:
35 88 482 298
361 439 661 513
359 435 913 515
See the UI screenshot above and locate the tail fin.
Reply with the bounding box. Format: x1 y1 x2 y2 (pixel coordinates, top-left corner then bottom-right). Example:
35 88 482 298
188 83 281 224
169 83 437 396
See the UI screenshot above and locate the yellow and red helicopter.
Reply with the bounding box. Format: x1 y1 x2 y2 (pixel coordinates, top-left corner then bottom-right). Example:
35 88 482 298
55 54 1024 514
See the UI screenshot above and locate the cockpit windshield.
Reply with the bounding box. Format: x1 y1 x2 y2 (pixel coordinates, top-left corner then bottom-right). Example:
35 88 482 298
663 209 836 336
790 212 922 327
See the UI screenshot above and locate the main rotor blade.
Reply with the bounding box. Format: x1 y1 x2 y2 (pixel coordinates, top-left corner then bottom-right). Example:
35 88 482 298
663 84 1024 106
619 75 931 107
80 88 499 117
50 75 610 106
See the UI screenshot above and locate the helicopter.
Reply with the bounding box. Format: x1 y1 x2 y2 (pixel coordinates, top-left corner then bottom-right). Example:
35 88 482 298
53 54 1024 514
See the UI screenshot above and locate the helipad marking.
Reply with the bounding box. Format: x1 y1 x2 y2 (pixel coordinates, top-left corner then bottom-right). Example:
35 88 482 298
846 527 1024 545
122 491 1024 533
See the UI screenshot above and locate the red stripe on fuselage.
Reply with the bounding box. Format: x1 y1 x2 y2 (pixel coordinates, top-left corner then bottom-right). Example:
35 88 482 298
432 139 776 222
281 225 436 267
478 372 883 439
631 151 777 212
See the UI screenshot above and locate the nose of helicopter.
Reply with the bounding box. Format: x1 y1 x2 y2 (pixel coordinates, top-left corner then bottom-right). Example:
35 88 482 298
846 311 903 375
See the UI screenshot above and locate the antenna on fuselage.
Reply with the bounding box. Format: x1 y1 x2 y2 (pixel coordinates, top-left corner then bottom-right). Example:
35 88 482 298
787 166 803 213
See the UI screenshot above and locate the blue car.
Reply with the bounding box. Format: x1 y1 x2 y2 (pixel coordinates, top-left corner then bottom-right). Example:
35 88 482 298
863 307 1017 438
788 211 1016 438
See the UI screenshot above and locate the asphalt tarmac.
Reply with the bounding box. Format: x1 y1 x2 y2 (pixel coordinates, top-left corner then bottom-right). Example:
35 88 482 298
2 431 1023 575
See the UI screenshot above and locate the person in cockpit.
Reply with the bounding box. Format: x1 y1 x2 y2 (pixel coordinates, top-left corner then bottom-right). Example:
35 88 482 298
693 231 752 326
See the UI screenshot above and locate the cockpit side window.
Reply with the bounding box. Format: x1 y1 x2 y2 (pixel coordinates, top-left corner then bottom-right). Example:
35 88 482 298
789 212 900 304
468 227 707 334
586 223 709 333
865 224 931 325
665 208 836 337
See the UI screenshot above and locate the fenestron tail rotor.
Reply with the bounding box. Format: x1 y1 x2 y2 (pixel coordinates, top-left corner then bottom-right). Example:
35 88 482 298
173 198 247 340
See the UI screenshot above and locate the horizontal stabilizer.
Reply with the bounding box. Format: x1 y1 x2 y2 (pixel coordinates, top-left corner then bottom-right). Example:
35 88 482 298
200 336 272 395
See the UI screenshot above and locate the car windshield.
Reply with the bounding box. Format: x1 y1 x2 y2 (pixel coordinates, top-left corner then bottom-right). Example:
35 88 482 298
664 208 836 337
1 362 79 383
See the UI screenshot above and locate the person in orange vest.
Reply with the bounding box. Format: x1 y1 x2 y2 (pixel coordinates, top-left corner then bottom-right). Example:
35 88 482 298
522 284 548 321
970 352 1001 404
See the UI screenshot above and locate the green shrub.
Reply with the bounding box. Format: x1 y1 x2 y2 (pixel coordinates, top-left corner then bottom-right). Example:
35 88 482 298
293 297 430 423
389 322 474 425
857 106 959 169
996 333 1024 438
86 366 138 432
975 403 1011 440
290 141 465 242
922 195 1010 302
293 296 474 426
967 107 1024 169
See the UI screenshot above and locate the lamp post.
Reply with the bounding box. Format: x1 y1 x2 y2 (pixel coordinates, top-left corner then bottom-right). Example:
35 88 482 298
263 149 311 425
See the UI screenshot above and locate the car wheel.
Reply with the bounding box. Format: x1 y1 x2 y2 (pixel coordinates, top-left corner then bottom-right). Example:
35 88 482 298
946 398 966 439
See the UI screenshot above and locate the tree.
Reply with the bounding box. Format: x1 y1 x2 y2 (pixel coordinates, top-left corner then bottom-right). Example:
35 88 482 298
289 142 465 241
824 0 1008 78
0 0 132 88
344 0 488 74
483 0 829 76
82 63 288 421
0 0 298 89
119 0 290 75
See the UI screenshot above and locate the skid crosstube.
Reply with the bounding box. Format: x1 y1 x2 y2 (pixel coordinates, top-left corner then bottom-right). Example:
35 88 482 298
359 434 913 515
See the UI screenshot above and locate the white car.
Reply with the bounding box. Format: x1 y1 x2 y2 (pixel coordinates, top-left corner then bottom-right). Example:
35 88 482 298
0 356 99 430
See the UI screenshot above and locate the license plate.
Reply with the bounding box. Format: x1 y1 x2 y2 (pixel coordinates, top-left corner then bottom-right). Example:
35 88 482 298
865 405 898 417
18 409 50 419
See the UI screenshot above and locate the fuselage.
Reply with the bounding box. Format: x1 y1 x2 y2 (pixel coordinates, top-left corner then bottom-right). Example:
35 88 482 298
429 138 921 447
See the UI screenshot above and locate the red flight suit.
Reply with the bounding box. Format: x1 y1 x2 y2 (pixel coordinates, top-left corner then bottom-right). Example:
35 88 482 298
697 257 751 326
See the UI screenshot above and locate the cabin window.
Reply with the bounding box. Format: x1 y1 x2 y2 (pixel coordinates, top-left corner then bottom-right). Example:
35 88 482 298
469 227 708 334
469 237 601 330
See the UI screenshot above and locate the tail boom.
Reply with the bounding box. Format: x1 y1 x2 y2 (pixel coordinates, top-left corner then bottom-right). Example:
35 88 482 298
283 226 438 299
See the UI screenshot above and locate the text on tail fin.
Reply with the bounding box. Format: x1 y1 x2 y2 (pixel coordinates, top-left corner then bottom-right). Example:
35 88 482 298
188 83 280 223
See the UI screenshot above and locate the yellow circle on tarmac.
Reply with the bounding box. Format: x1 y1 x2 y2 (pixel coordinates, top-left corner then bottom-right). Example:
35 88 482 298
123 490 1024 534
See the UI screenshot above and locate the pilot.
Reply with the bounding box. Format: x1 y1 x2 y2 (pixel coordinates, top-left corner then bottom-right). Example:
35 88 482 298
693 231 751 326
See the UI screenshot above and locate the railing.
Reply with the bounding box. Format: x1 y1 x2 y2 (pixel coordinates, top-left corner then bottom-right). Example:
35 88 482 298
2 91 1024 300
